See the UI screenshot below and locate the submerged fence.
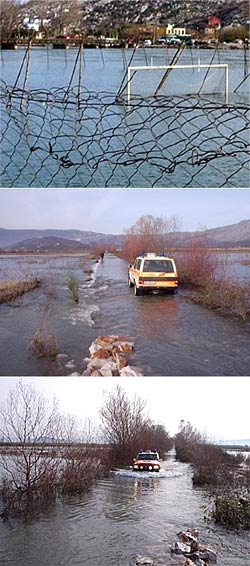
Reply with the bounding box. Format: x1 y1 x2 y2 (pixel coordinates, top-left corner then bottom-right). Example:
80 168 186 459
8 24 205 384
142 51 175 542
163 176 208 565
1 81 249 187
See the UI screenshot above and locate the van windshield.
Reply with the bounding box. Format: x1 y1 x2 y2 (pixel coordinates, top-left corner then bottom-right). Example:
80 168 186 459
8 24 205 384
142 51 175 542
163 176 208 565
143 260 174 272
137 453 159 460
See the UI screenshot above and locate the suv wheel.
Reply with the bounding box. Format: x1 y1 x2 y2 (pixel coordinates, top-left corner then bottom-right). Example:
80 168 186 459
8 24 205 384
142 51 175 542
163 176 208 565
128 275 133 288
134 284 142 296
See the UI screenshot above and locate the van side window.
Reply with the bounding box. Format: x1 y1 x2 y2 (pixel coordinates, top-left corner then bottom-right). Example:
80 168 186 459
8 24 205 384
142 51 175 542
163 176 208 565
135 259 142 270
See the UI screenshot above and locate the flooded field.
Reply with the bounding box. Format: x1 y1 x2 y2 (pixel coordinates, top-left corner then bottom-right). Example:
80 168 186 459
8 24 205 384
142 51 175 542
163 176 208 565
1 48 249 187
0 450 249 566
0 252 249 376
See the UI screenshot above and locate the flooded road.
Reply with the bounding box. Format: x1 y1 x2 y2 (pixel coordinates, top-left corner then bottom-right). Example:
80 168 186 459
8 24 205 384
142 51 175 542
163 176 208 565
0 253 249 376
0 450 249 566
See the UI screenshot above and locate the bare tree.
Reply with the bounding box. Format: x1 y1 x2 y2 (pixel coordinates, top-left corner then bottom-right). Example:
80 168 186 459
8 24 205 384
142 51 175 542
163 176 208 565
100 387 173 466
49 0 82 35
121 214 181 261
0 383 109 516
0 0 20 41
100 385 150 465
0 381 61 513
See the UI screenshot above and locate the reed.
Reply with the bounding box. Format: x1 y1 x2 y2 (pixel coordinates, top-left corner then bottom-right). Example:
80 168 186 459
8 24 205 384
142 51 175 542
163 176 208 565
66 273 79 303
0 278 40 303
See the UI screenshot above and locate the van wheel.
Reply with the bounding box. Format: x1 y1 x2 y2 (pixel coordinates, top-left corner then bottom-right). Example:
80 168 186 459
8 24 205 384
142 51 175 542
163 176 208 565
167 288 175 295
134 285 142 296
128 276 133 288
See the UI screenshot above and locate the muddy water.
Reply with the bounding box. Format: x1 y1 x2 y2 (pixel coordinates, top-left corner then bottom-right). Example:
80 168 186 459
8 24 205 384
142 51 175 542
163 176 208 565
0 253 249 376
0 451 249 566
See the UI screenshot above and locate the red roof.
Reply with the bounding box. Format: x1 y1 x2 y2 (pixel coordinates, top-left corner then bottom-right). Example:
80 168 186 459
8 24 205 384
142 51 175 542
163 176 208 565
208 16 221 26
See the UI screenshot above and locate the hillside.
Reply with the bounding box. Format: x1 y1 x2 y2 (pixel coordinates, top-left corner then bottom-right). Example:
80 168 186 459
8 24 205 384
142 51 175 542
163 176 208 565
13 0 249 28
0 228 123 248
176 219 250 248
5 236 92 252
0 219 249 251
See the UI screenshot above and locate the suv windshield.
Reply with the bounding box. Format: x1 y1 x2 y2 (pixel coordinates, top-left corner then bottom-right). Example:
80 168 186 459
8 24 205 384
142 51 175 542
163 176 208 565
137 453 158 460
143 260 174 273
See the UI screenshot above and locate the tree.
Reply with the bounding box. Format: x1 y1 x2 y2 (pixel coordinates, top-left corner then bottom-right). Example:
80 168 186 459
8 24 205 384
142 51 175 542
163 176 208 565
100 385 150 465
0 382 108 517
178 231 220 287
100 386 172 465
0 0 19 41
121 214 180 261
175 420 203 462
0 381 61 513
49 0 82 35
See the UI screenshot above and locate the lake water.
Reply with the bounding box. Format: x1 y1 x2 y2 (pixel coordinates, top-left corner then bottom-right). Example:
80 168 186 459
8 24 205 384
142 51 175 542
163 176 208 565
0 252 249 376
0 450 249 566
1 47 249 187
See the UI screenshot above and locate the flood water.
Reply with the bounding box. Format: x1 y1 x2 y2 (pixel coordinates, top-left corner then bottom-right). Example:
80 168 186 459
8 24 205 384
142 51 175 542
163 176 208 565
0 253 249 376
1 48 249 187
1 46 249 97
0 450 249 566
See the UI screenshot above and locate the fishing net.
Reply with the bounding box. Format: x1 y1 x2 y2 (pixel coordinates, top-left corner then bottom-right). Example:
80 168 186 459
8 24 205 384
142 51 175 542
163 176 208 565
0 81 249 187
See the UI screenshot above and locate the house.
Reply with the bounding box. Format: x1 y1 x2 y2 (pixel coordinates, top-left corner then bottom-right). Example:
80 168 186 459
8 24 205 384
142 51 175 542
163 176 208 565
205 16 221 39
165 23 187 37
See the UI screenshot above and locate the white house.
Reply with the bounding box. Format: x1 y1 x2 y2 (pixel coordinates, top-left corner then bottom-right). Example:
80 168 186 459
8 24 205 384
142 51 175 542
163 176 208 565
166 23 186 36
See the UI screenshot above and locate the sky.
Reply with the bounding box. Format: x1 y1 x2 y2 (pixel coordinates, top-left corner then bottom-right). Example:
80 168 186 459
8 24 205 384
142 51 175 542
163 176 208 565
0 188 249 233
0 376 249 441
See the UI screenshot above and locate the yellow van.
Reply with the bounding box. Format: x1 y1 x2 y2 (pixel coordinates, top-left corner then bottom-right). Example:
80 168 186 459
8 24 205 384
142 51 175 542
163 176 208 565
128 252 178 296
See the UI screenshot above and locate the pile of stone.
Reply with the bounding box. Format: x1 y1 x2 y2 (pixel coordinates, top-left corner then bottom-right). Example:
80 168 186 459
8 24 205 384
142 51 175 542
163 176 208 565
171 530 217 565
82 335 144 376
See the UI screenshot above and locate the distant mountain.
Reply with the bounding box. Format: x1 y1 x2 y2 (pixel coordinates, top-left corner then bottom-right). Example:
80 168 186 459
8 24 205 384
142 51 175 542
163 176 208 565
0 219 249 251
7 236 92 252
175 219 250 248
0 228 124 249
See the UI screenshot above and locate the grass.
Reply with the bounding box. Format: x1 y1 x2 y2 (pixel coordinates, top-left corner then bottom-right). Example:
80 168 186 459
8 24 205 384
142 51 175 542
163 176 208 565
0 278 40 303
189 280 250 322
66 273 79 303
177 246 250 322
30 330 58 361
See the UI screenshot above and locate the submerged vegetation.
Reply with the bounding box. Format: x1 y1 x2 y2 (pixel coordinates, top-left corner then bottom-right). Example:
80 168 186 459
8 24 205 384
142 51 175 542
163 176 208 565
0 383 172 518
189 280 250 322
29 329 58 361
66 272 79 303
0 383 249 532
0 382 110 518
0 277 40 303
175 421 250 530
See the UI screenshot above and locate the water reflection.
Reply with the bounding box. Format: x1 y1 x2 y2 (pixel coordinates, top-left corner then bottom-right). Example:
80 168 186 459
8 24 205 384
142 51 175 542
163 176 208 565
134 294 178 341
133 477 160 500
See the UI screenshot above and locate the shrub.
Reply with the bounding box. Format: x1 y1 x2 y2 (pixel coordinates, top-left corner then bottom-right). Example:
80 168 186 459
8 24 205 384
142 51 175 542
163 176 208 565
212 493 250 529
190 280 250 322
30 330 58 360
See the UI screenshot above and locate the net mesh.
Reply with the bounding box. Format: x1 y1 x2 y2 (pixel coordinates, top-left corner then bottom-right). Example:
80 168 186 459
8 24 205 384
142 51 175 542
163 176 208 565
1 81 249 188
